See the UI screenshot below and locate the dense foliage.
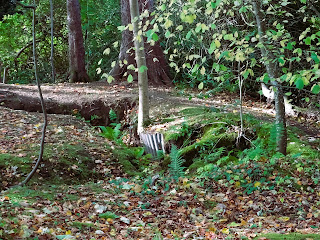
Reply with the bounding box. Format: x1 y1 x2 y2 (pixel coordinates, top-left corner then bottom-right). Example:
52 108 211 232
0 0 121 83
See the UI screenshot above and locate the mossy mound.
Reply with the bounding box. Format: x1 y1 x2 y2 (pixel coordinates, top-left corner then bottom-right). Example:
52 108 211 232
39 144 102 184
161 106 319 191
164 107 256 167
0 144 103 190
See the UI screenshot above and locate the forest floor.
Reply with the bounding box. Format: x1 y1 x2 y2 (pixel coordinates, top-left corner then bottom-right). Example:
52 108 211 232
0 82 320 240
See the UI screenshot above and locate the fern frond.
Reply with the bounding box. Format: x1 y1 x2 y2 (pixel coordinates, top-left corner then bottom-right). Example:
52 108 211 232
168 145 185 181
109 109 118 122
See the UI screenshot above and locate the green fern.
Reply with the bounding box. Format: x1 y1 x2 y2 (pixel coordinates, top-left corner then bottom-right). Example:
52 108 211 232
109 109 118 122
99 123 122 142
168 145 185 181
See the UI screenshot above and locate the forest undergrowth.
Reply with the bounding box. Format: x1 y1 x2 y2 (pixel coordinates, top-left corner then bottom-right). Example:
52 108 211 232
0 89 320 240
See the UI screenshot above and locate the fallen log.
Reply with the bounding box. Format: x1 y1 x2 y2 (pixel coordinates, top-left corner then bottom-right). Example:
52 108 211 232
0 83 137 126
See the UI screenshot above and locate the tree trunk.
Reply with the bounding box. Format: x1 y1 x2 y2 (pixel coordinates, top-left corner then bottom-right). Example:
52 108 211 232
252 0 287 155
110 0 172 86
2 67 7 84
129 0 149 134
67 0 90 83
50 0 56 83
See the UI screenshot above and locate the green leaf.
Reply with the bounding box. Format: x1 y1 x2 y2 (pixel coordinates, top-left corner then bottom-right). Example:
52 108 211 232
295 78 304 90
219 51 229 59
127 74 133 83
286 42 294 50
311 52 320 64
152 33 159 41
186 31 192 39
208 40 216 54
117 26 126 31
107 75 114 83
191 64 199 73
278 58 285 65
165 31 171 38
139 65 148 73
181 14 196 24
305 37 311 45
311 84 320 94
198 82 204 89
243 70 249 79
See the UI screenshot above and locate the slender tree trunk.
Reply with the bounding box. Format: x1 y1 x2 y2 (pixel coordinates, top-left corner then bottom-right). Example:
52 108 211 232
66 0 90 83
129 0 149 134
2 67 7 84
110 0 172 86
50 0 55 83
252 0 287 155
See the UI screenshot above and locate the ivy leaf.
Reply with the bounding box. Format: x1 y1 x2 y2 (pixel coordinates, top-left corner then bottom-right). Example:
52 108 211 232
127 74 133 83
200 66 206 75
176 25 183 31
186 31 192 39
208 40 216 54
311 52 320 64
103 48 110 55
182 14 196 24
214 39 221 48
117 26 126 31
295 78 304 90
305 37 311 45
152 33 159 41
278 58 285 65
107 75 114 83
139 65 148 73
311 84 320 94
219 51 229 59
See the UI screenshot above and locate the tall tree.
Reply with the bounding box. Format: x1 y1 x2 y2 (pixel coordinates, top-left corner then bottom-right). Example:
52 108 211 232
252 0 287 155
110 0 172 86
50 0 55 83
66 0 90 83
129 0 149 134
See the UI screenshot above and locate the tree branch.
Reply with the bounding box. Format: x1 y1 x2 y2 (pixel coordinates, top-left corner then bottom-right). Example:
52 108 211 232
19 3 47 186
15 1 36 9
14 40 40 70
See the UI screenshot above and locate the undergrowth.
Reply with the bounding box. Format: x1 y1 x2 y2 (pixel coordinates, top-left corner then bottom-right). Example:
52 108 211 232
162 108 320 193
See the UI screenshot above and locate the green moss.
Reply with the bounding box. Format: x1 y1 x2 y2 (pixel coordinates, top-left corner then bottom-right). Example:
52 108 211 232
4 185 80 203
0 153 32 173
0 143 103 188
180 129 237 165
70 221 98 230
38 143 99 184
254 233 320 240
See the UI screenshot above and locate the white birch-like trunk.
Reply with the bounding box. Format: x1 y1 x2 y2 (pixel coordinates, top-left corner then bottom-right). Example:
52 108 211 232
129 0 149 134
